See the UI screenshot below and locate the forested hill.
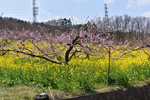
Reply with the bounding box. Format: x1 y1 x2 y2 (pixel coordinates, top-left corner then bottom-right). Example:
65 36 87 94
1 15 150 38
0 17 67 35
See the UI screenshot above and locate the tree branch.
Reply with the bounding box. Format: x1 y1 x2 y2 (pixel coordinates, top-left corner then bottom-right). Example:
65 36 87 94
0 49 62 64
65 36 80 63
68 50 81 62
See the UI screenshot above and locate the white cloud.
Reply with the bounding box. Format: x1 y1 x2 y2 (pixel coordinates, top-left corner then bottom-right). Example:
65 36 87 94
104 0 116 4
142 11 150 18
127 0 150 9
75 0 88 2
136 0 150 7
126 0 136 9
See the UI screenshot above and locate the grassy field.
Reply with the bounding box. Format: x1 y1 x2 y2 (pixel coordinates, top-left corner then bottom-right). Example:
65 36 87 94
0 48 150 99
0 85 38 100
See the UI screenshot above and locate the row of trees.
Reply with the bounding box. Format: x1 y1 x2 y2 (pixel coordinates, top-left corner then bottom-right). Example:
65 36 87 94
1 15 150 40
1 15 150 34
44 18 72 28
93 15 150 36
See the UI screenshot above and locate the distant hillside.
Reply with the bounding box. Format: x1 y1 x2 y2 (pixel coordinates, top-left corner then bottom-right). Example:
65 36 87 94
0 17 68 35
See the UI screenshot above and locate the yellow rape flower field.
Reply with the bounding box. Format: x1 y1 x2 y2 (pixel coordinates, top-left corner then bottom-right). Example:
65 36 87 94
0 48 150 99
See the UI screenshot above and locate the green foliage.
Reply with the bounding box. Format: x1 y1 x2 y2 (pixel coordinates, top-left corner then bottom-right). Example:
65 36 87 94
0 53 150 93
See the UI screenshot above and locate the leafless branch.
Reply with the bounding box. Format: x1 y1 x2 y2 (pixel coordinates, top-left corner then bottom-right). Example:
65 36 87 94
0 49 62 64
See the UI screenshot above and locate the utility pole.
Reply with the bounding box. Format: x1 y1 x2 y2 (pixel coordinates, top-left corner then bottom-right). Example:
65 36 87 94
33 0 38 22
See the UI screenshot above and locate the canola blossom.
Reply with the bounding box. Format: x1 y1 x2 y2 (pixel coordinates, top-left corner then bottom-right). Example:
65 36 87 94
0 26 150 93
0 47 150 92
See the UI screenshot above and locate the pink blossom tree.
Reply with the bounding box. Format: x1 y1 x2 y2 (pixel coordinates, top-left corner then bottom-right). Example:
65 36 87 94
0 22 150 86
0 23 115 65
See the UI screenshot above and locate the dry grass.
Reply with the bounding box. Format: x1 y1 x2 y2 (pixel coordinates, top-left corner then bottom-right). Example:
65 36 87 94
0 85 37 100
1 80 150 100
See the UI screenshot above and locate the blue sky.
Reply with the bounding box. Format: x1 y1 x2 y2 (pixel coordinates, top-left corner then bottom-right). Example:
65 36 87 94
0 0 150 24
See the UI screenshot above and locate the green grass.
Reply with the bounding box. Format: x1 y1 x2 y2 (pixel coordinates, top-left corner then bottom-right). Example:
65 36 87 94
1 50 150 99
1 80 150 100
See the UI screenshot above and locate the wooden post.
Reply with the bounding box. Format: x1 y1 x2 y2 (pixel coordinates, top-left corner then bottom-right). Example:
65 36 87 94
107 46 111 86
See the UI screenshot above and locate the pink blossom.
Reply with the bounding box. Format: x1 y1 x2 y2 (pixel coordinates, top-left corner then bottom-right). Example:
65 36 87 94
107 26 111 31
